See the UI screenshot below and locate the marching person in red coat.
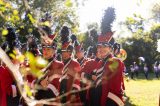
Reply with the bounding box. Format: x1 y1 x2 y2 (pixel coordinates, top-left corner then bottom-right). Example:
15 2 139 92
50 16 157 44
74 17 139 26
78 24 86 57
24 34 41 88
33 30 64 106
75 43 90 106
80 46 102 106
75 44 89 68
41 34 64 98
60 42 82 105
0 27 21 106
0 53 21 106
0 65 2 105
95 34 125 106
0 65 16 106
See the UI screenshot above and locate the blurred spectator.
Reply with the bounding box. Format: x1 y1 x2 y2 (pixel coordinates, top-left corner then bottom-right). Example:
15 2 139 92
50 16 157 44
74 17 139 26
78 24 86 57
154 62 159 79
134 62 139 78
144 64 149 79
130 65 135 79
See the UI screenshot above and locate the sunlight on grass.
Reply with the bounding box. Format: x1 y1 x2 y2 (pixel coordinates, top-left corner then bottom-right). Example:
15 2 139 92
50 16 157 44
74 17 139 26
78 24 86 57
125 73 160 106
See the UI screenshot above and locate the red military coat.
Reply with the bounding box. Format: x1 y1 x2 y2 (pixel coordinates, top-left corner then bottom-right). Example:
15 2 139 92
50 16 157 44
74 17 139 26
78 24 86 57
77 57 89 68
0 66 18 106
61 59 81 104
47 59 64 97
81 58 101 100
26 74 36 88
100 55 125 106
81 58 101 75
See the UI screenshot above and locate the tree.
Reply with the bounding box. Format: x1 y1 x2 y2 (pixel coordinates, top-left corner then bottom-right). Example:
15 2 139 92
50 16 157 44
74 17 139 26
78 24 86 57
120 24 160 69
123 14 145 33
0 0 79 44
119 13 160 69
76 22 99 55
149 23 160 60
87 22 99 30
150 1 160 22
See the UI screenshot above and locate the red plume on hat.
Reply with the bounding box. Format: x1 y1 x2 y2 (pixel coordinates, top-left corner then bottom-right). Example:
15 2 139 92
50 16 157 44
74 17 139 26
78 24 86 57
62 42 70 50
41 34 57 48
75 43 84 52
98 7 116 46
98 32 114 43
60 26 74 52
61 42 73 52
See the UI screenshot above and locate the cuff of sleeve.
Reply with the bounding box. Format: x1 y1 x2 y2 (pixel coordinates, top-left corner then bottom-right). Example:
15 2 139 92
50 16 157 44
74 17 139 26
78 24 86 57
81 72 85 79
11 85 17 97
31 80 36 89
84 73 92 80
47 84 59 96
72 84 81 91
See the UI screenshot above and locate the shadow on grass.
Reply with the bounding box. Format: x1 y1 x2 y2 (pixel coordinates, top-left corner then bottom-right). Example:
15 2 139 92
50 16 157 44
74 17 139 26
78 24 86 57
125 96 137 106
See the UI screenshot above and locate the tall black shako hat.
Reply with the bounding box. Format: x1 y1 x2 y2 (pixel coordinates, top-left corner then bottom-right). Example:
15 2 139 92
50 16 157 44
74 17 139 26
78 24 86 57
113 42 121 54
75 43 84 52
60 26 73 52
60 26 70 44
6 27 20 49
1 27 20 49
70 34 84 52
98 7 116 47
61 42 73 52
1 27 21 58
86 46 97 58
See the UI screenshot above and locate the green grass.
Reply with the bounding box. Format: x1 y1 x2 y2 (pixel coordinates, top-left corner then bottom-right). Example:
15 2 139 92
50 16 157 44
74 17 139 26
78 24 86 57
124 73 160 106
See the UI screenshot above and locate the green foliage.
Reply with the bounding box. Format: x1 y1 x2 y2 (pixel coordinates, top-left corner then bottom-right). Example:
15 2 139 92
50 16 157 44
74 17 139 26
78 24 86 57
25 52 48 78
65 0 73 7
1 29 8 36
87 22 99 30
80 32 91 49
150 23 160 39
24 82 33 97
77 33 85 43
124 14 144 33
81 28 98 51
119 14 159 68
28 0 79 33
120 28 159 67
0 1 21 27
150 1 160 22
0 0 79 44
78 23 99 51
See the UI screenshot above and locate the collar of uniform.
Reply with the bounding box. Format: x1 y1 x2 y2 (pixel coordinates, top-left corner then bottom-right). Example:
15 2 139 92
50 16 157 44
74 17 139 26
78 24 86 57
95 57 101 62
77 57 84 63
103 54 112 62
64 58 71 65
47 57 53 62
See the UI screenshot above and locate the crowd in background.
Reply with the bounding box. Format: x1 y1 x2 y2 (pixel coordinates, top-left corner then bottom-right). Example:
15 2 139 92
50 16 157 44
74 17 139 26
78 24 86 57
126 61 160 79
